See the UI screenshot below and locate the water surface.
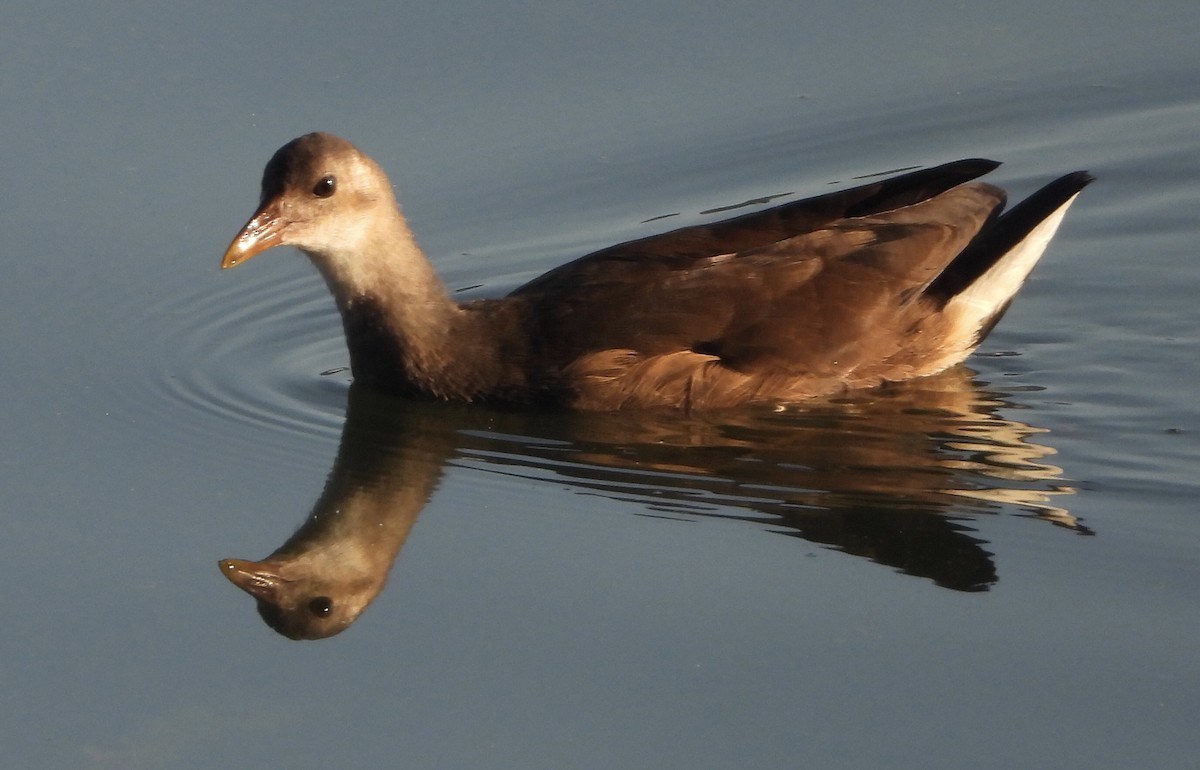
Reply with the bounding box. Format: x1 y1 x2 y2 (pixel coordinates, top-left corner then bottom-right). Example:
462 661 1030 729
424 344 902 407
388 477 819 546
2 1 1198 768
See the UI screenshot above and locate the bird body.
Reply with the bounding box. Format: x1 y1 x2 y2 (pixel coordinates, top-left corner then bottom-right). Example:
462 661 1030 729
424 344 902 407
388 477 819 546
224 133 1090 410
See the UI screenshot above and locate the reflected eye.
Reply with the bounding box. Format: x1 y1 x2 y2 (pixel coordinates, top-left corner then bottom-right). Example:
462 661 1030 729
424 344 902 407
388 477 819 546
312 175 336 198
308 596 333 616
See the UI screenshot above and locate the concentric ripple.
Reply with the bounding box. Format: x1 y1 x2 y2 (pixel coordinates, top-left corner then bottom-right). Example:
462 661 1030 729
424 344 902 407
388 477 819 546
108 262 353 469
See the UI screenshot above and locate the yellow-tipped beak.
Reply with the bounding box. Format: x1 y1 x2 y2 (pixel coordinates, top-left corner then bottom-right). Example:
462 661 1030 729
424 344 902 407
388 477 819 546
221 202 287 269
219 558 285 601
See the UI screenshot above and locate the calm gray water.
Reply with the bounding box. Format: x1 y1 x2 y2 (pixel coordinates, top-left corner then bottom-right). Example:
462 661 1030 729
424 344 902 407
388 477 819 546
2 1 1198 768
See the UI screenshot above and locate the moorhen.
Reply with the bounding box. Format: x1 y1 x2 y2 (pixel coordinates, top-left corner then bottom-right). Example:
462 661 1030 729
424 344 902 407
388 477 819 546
223 132 1090 410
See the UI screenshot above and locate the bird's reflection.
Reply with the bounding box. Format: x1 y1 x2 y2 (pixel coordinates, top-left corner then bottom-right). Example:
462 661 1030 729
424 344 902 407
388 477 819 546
220 366 1088 639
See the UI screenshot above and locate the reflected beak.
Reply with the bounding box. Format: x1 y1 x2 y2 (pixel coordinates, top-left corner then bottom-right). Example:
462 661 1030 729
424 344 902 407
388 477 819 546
222 201 287 269
219 558 286 601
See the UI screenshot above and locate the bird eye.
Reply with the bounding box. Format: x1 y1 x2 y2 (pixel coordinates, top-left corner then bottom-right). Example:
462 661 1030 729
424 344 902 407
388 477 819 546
312 175 337 198
308 596 333 616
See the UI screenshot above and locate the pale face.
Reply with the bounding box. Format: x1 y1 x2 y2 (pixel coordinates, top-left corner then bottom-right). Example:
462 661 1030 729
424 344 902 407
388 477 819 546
222 133 418 300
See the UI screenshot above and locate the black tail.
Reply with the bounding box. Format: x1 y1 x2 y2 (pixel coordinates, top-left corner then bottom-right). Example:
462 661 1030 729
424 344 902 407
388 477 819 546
925 171 1095 305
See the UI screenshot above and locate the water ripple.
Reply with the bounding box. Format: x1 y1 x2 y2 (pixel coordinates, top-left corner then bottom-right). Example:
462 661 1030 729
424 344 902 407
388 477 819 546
116 264 351 466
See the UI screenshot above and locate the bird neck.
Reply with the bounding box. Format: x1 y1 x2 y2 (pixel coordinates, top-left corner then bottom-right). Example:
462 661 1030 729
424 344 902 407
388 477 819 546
304 209 495 398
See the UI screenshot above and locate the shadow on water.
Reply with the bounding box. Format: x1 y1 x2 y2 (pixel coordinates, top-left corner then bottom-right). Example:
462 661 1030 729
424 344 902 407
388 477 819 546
218 366 1088 640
